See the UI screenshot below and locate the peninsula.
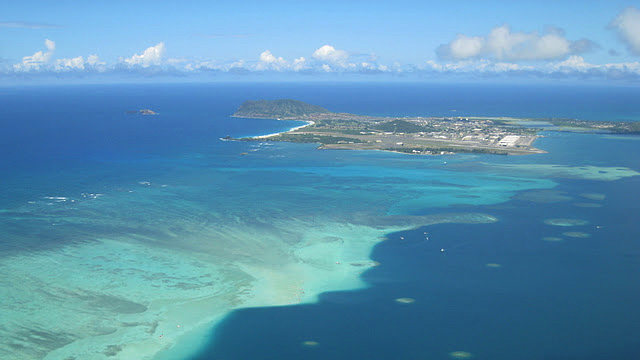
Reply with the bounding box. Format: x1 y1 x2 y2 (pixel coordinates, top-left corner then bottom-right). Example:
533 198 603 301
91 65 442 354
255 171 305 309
230 99 637 155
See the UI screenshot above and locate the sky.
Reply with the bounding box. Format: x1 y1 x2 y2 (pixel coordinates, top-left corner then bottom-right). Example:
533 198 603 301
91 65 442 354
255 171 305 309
2 0 640 84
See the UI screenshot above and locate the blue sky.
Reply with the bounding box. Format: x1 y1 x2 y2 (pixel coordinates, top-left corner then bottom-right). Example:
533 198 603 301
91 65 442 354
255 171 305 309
2 0 640 83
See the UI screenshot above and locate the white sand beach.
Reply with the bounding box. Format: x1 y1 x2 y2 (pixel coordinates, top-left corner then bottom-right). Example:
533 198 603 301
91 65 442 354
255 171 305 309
251 121 314 139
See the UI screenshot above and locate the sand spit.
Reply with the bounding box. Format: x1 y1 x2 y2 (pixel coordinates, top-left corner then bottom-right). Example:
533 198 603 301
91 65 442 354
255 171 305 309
251 121 314 139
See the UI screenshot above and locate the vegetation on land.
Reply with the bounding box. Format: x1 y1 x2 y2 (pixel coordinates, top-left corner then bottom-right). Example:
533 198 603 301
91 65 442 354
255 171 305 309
228 99 640 156
233 99 331 118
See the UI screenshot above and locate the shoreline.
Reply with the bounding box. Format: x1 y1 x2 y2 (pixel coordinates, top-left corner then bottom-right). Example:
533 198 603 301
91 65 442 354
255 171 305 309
251 120 315 139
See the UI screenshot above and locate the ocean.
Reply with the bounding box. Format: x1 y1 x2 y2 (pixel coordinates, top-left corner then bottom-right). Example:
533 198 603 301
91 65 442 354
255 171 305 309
0 83 639 360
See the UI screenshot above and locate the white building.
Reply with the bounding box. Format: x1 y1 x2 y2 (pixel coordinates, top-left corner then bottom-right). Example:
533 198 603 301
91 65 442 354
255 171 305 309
498 135 520 147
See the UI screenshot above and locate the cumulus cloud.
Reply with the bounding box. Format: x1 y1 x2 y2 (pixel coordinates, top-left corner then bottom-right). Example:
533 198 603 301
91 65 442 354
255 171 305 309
256 50 288 70
10 40 111 74
292 57 307 71
437 25 593 61
50 54 106 72
87 54 99 65
610 7 640 55
54 56 85 71
312 45 349 63
552 55 596 72
123 43 165 67
13 39 56 71
357 61 390 73
228 59 246 70
259 50 281 63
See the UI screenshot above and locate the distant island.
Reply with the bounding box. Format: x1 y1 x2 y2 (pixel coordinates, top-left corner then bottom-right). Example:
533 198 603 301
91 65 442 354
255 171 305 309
229 99 639 156
127 109 158 115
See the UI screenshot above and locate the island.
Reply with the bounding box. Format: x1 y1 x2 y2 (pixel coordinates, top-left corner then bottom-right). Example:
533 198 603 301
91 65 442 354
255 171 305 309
126 109 158 115
230 99 638 155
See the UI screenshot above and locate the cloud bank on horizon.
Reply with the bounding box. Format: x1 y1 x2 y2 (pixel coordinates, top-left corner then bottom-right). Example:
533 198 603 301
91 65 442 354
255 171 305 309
3 6 640 82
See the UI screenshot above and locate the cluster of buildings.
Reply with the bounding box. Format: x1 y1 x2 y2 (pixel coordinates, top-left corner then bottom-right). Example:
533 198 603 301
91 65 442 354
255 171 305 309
389 117 536 148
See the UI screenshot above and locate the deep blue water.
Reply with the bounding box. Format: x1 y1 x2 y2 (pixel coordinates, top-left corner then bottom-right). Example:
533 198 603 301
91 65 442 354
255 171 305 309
198 175 640 360
1 83 639 360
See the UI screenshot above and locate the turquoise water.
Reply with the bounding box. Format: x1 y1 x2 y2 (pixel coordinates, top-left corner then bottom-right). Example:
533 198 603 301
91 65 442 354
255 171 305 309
0 83 639 359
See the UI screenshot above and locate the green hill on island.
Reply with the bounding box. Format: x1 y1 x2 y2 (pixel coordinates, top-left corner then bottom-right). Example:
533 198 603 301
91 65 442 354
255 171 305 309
233 99 332 118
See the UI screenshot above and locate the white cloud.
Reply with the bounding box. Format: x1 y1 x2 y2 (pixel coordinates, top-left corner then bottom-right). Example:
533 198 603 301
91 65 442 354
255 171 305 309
256 50 287 70
53 55 107 72
44 39 55 51
292 57 307 71
312 45 349 63
11 40 111 73
438 25 587 61
123 42 165 67
446 35 485 59
551 56 640 76
259 50 278 63
180 46 383 74
87 54 105 66
610 7 640 55
552 55 596 72
186 59 249 72
229 59 246 69
14 39 56 71
54 56 85 71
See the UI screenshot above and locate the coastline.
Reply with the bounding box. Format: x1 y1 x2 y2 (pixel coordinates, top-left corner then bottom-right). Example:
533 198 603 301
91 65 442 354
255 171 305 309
251 120 315 139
